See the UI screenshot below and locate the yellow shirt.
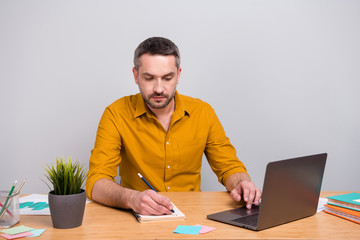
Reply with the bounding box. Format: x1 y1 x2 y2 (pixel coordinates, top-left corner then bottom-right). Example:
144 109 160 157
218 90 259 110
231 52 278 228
86 91 248 199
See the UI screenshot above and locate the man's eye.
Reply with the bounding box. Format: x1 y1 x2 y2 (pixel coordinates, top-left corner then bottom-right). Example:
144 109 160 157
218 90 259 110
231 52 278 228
145 77 153 81
164 77 172 81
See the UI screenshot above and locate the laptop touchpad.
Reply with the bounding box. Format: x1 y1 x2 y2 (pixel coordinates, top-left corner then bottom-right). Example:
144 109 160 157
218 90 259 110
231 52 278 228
229 205 260 217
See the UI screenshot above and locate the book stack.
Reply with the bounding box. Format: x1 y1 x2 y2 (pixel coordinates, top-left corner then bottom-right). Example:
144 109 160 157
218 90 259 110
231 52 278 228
324 192 360 224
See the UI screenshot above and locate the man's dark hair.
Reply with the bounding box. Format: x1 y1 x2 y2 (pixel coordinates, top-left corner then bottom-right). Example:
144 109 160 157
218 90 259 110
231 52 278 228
134 37 181 70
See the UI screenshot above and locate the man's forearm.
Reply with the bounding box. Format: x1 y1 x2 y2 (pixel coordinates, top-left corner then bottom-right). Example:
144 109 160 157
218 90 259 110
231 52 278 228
91 178 137 209
225 172 251 192
91 178 174 215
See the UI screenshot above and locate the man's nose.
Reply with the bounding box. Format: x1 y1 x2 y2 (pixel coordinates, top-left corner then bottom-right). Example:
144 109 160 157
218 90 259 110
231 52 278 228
153 79 164 93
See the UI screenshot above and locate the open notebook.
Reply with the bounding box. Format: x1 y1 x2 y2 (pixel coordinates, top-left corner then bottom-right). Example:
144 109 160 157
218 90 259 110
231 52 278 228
132 202 186 222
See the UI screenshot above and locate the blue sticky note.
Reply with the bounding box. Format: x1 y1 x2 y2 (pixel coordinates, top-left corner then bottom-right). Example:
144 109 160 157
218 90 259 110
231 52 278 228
174 225 202 235
28 229 46 237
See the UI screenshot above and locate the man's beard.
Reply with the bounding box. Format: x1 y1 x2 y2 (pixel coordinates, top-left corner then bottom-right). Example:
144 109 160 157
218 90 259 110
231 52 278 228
141 89 176 109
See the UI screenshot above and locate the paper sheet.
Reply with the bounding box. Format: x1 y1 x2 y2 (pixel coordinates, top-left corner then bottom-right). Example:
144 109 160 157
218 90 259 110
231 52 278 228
19 194 50 215
317 198 328 212
19 194 92 215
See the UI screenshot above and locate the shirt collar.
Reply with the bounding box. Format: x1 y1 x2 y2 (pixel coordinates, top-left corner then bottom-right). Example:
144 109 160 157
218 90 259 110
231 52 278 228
173 91 190 118
134 93 148 118
133 91 189 119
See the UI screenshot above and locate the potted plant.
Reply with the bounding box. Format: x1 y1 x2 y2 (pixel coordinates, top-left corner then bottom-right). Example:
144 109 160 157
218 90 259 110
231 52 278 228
44 157 86 229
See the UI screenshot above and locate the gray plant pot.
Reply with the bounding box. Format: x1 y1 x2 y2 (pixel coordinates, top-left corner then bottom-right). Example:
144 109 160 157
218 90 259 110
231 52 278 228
48 189 86 229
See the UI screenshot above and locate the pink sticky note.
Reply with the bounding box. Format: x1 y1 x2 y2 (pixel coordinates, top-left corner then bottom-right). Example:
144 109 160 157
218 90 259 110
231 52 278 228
0 232 34 239
194 224 216 234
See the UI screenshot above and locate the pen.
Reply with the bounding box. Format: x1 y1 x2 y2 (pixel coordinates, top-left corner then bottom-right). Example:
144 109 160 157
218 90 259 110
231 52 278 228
0 180 17 217
137 173 174 213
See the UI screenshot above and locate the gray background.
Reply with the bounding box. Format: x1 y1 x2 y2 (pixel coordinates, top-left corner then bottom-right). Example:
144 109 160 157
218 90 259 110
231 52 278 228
1 0 359 194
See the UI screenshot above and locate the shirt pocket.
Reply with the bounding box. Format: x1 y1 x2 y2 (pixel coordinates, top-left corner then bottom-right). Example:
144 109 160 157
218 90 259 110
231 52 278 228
176 138 206 172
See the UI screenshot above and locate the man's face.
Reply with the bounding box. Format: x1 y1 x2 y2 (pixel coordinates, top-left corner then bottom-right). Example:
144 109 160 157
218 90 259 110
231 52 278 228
133 54 181 110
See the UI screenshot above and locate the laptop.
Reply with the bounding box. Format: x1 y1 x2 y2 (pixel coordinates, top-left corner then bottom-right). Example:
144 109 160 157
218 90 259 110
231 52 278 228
207 153 327 231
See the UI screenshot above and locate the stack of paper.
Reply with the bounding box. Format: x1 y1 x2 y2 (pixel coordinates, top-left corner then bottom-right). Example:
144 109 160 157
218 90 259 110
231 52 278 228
0 225 46 239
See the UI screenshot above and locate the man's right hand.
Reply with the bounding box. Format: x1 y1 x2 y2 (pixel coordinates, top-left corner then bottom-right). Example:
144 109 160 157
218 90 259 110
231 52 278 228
128 189 174 215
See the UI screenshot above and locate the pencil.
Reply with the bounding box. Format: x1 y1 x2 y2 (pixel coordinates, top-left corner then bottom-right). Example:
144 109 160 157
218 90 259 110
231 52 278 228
0 180 17 216
0 202 13 217
15 179 26 194
137 173 175 213
0 179 25 218
137 173 156 191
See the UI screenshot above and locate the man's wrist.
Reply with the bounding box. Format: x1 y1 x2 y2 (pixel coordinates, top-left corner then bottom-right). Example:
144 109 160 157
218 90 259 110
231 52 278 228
225 172 251 191
125 189 138 210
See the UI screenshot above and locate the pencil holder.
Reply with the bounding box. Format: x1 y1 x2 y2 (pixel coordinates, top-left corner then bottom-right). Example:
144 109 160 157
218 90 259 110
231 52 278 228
0 191 20 228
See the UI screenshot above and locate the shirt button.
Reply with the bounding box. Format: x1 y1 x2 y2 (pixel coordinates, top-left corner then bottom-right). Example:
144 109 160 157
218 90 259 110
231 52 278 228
167 186 170 190
166 141 169 145
167 165 170 169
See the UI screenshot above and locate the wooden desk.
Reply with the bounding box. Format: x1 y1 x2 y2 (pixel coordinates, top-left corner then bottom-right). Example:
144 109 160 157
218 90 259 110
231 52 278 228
17 192 359 239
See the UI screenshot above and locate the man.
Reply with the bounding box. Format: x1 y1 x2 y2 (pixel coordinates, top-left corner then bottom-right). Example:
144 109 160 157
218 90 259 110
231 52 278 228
86 37 261 215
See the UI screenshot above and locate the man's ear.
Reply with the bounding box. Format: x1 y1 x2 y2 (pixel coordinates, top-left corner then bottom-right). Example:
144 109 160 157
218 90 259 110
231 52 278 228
133 67 139 84
176 67 182 85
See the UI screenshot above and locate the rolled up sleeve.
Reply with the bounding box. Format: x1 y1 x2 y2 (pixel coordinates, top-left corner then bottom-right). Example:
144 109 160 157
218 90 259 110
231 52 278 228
204 105 248 186
86 107 122 199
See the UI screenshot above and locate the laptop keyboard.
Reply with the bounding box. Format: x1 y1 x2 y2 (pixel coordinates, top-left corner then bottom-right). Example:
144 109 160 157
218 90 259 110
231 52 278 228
232 213 259 227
